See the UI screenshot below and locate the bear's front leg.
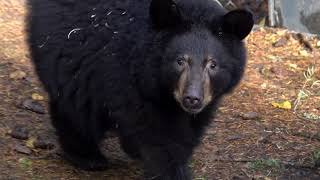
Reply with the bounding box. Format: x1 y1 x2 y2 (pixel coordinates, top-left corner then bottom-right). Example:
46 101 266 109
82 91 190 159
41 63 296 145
140 141 193 180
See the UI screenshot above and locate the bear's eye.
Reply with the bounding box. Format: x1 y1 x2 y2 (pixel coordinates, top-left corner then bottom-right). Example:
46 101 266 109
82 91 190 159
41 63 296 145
177 58 185 66
209 60 217 69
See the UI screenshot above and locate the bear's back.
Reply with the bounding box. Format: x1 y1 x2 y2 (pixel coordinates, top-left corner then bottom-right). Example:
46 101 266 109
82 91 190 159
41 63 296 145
27 0 153 93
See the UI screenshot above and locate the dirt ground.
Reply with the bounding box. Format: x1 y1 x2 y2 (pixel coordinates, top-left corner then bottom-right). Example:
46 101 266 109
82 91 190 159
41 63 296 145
1 1 320 179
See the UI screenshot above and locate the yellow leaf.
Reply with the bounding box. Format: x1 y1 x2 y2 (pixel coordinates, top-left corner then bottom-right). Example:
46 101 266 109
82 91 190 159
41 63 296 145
258 18 266 26
317 41 320 48
9 70 26 80
276 30 287 36
272 101 292 110
26 137 36 149
299 50 309 57
289 64 298 69
271 36 278 44
267 55 277 60
32 93 44 101
293 52 299 56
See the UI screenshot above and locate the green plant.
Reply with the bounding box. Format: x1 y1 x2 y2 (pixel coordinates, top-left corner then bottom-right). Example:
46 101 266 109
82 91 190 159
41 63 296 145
312 150 320 167
188 159 196 168
248 159 283 176
294 66 320 118
303 112 320 121
19 158 32 170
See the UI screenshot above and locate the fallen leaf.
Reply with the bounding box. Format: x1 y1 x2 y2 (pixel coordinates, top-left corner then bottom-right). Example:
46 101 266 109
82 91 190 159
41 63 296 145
299 50 309 57
289 64 298 69
9 70 26 80
276 30 287 36
258 18 266 26
32 93 44 101
267 55 282 62
272 101 292 110
271 36 278 44
292 52 299 56
317 41 320 48
26 137 36 149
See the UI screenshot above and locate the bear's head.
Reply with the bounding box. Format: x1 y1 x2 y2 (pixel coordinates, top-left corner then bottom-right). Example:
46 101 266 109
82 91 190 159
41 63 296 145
149 0 253 114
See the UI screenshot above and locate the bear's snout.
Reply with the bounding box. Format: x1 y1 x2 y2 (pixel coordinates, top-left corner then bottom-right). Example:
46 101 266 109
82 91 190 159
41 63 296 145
182 83 204 113
182 95 202 110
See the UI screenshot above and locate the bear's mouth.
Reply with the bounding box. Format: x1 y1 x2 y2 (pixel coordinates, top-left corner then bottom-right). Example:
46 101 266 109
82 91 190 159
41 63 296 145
174 90 205 114
180 105 204 114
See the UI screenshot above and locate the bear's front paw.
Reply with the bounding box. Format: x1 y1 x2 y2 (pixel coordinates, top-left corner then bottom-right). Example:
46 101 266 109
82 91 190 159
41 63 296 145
63 152 109 171
145 166 191 180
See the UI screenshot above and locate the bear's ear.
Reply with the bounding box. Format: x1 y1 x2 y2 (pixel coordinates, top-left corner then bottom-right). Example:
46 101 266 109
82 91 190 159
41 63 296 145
150 0 182 29
222 10 254 40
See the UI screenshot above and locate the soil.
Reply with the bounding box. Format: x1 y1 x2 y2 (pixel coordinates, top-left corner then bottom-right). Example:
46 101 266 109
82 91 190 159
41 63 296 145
1 1 320 179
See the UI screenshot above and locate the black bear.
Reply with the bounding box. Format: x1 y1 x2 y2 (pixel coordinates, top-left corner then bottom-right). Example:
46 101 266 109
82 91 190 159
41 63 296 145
27 0 253 179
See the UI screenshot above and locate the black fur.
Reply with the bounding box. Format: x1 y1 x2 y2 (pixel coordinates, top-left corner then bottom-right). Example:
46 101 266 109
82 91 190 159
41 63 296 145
27 0 253 179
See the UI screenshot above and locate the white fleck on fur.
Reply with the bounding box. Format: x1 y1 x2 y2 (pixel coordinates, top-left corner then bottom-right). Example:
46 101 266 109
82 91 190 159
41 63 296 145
67 28 82 39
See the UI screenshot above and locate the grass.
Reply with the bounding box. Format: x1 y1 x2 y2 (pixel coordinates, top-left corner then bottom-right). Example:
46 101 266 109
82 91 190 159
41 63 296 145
248 159 283 176
312 150 320 167
19 158 32 170
189 160 196 168
294 65 320 120
303 112 320 121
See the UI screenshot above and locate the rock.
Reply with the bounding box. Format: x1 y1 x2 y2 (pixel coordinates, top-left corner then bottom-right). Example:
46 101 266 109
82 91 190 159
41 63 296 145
240 112 261 120
270 66 294 77
20 99 45 114
14 144 31 155
34 137 55 150
272 37 288 47
293 33 313 52
8 126 29 140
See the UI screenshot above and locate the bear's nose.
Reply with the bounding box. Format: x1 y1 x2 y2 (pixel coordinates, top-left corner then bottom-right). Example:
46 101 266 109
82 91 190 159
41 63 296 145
183 96 201 109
